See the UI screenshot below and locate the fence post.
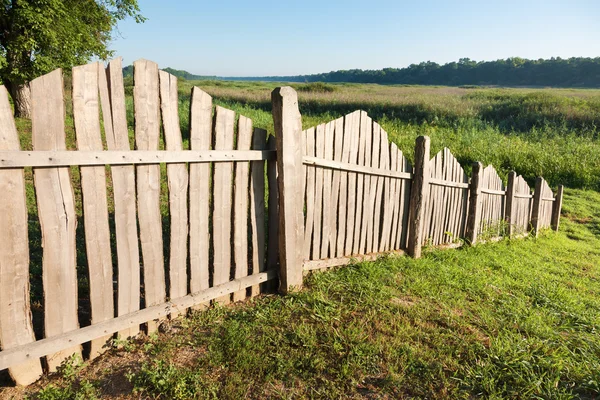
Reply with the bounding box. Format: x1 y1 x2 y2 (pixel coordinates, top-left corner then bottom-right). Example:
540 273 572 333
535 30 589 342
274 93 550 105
272 87 304 293
465 162 483 244
505 171 516 237
551 184 564 231
407 136 430 258
531 177 544 237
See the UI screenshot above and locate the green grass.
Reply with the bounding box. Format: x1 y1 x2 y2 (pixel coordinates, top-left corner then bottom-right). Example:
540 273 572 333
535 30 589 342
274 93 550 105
15 188 600 399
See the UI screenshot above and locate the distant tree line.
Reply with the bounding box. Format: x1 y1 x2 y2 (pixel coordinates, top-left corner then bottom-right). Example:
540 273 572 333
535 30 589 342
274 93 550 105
228 57 600 87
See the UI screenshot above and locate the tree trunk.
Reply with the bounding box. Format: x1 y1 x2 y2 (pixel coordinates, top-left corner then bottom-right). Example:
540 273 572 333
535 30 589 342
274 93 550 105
6 81 32 119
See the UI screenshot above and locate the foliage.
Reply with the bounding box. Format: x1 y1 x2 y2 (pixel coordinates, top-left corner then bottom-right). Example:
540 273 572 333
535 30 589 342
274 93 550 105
227 57 600 88
0 0 144 86
292 82 337 93
35 355 98 400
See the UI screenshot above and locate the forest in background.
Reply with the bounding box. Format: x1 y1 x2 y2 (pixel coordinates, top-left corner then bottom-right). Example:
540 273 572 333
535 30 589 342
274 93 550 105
130 57 600 87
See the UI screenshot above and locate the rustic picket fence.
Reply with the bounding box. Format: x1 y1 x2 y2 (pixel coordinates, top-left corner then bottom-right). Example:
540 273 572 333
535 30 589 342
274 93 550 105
0 60 563 386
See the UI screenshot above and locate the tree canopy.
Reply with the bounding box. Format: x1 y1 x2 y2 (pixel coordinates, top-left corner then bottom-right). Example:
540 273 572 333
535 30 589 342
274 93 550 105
0 0 144 116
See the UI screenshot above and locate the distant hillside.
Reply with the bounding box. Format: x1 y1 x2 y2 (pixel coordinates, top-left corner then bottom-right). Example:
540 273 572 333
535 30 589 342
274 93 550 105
122 65 217 81
226 57 600 88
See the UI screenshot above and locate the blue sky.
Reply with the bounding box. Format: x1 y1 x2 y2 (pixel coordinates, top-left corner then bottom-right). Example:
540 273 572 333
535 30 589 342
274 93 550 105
111 0 599 76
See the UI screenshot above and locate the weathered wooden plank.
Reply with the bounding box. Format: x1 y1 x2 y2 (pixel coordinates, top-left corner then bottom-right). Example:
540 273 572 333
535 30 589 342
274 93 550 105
432 151 444 245
134 59 165 333
381 138 395 251
320 122 335 258
250 128 267 297
312 124 325 259
373 127 386 251
505 171 516 237
465 162 483 244
407 136 431 258
302 129 307 213
303 251 406 272
551 185 564 231
266 135 279 291
358 114 373 254
0 85 43 385
303 127 316 259
0 269 279 372
233 116 253 302
159 71 189 311
379 130 392 252
31 69 81 371
389 144 400 250
73 63 114 359
329 117 344 257
344 111 361 256
352 112 367 255
213 106 235 303
301 157 412 179
103 58 140 339
336 114 352 256
0 149 275 168
272 87 304 293
397 152 412 249
458 164 470 239
189 87 212 302
366 123 380 253
531 177 544 237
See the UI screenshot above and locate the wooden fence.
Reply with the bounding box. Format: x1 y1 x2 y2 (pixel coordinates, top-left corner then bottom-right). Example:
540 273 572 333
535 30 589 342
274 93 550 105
0 62 563 386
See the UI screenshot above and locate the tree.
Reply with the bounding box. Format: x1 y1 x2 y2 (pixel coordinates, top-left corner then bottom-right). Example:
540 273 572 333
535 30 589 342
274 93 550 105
0 0 144 118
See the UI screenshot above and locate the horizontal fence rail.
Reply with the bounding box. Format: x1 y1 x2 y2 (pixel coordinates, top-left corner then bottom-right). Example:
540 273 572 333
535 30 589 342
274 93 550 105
0 64 564 387
0 150 276 167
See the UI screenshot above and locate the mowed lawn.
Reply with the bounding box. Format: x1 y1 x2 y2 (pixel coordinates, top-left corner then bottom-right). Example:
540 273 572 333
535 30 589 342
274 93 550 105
1 81 600 399
1 188 597 399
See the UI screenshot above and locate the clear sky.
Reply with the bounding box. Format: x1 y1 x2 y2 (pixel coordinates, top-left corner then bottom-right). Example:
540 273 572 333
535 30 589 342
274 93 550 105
111 0 600 77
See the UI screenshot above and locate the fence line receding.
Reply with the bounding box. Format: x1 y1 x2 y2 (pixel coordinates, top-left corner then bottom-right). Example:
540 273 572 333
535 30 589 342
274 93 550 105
0 66 564 386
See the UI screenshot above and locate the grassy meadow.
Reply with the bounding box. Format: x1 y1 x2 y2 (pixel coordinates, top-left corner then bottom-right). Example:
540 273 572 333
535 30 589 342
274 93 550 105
2 78 600 399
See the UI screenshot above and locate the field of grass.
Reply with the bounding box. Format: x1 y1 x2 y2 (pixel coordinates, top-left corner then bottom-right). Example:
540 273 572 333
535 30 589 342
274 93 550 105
4 187 599 399
2 79 600 399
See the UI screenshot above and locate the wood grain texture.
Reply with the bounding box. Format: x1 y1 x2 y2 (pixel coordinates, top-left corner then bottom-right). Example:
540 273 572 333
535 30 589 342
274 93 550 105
272 87 304 293
266 136 279 291
134 59 165 333
373 129 390 252
551 185 564 231
320 122 335 258
233 116 253 302
352 112 367 255
72 63 114 358
366 123 381 253
303 128 315 259
378 129 392 252
336 114 353 257
31 69 81 371
0 85 43 385
312 124 325 260
465 162 482 244
344 111 361 256
329 118 344 257
407 136 430 258
189 87 212 300
103 58 140 339
213 106 235 303
159 71 189 307
356 113 377 254
250 128 267 297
